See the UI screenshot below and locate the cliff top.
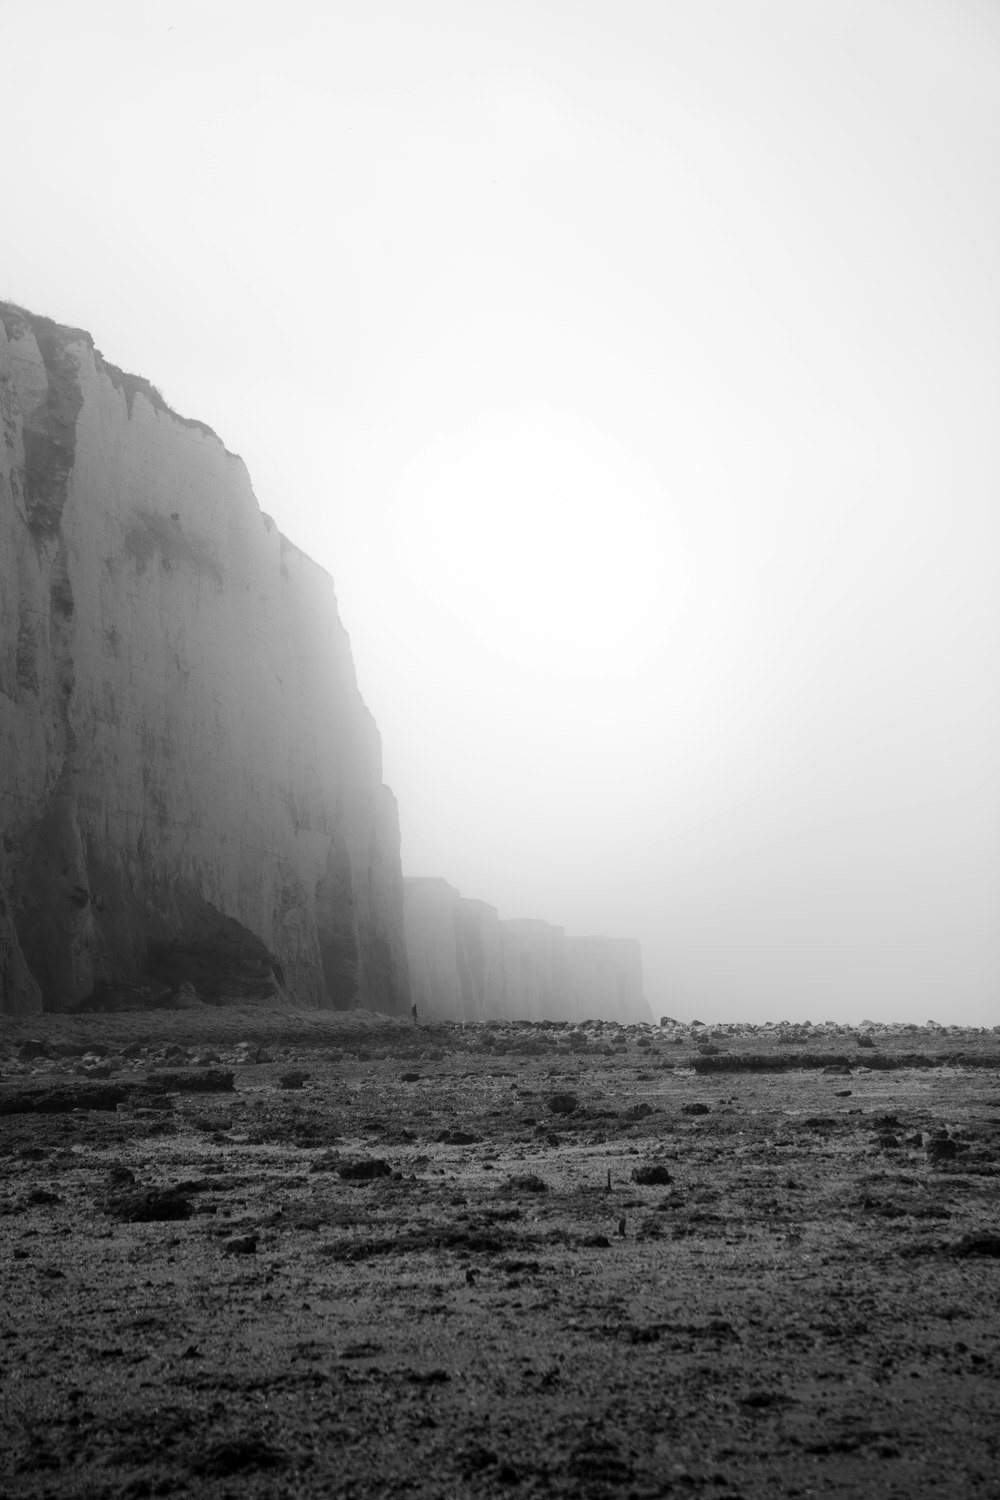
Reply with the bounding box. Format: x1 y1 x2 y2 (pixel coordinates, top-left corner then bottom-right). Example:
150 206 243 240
0 302 230 451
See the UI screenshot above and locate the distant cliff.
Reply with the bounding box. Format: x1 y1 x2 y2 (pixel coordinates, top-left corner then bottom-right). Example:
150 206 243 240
404 877 650 1024
0 305 409 1015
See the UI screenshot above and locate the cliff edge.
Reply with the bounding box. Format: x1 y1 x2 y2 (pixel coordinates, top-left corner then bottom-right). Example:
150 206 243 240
0 305 409 1015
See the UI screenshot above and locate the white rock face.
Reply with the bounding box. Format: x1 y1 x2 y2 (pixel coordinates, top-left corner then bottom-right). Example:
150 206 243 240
0 306 409 1015
404 876 650 1024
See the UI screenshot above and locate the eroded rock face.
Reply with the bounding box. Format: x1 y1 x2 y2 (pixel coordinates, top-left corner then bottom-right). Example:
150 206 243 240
0 305 409 1015
403 877 650 1024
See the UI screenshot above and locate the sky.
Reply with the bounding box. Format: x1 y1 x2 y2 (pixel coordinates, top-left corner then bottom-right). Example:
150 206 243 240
4 0 999 1025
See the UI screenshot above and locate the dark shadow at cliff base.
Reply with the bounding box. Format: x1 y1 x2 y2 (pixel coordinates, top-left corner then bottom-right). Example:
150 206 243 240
144 915 286 1006
69 900 289 1013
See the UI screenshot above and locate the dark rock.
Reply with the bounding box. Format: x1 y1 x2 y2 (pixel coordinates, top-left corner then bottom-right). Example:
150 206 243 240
103 1188 193 1222
338 1159 392 1181
26 1188 61 1205
278 1071 310 1089
17 1039 51 1061
682 1102 711 1116
0 1082 129 1113
581 1234 611 1248
194 1438 288 1477
436 1129 480 1145
108 1166 136 1187
223 1234 257 1254
144 1068 234 1093
508 1174 547 1193
624 1102 654 1120
927 1138 958 1161
401 1072 421 1082
803 1117 836 1128
632 1164 673 1185
548 1093 579 1114
953 1233 1000 1258
460 1445 498 1476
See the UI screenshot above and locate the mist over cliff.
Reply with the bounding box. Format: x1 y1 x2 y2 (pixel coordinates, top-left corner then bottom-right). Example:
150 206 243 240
0 305 409 1015
0 306 649 1024
404 877 649 1025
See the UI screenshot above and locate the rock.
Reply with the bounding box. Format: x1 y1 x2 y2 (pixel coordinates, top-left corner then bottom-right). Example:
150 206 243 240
194 1438 287 1477
223 1234 258 1255
338 1159 392 1181
682 1103 711 1116
927 1138 958 1161
144 1068 234 1093
624 1103 654 1120
0 1081 129 1113
171 980 203 1009
16 1040 50 1060
0 303 408 1017
103 1187 193 1222
278 1070 310 1089
25 1188 61 1205
436 1129 479 1145
460 1445 498 1476
75 1061 112 1078
508 1174 548 1193
632 1164 673 1185
953 1233 1000 1258
548 1093 579 1115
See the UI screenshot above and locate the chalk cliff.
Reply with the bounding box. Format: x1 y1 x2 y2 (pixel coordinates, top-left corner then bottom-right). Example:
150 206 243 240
0 305 409 1015
404 877 650 1024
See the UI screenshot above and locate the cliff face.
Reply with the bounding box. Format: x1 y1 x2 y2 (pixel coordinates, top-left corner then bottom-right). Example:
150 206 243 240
404 877 650 1024
0 306 409 1015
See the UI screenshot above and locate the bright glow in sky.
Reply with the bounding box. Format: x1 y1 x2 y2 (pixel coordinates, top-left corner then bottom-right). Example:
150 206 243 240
6 0 999 1023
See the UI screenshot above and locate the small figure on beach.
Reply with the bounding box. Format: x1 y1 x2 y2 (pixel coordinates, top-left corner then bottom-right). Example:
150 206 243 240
411 1002 418 1023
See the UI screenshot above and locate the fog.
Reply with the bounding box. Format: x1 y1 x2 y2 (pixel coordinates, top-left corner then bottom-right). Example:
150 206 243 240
5 0 999 1024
